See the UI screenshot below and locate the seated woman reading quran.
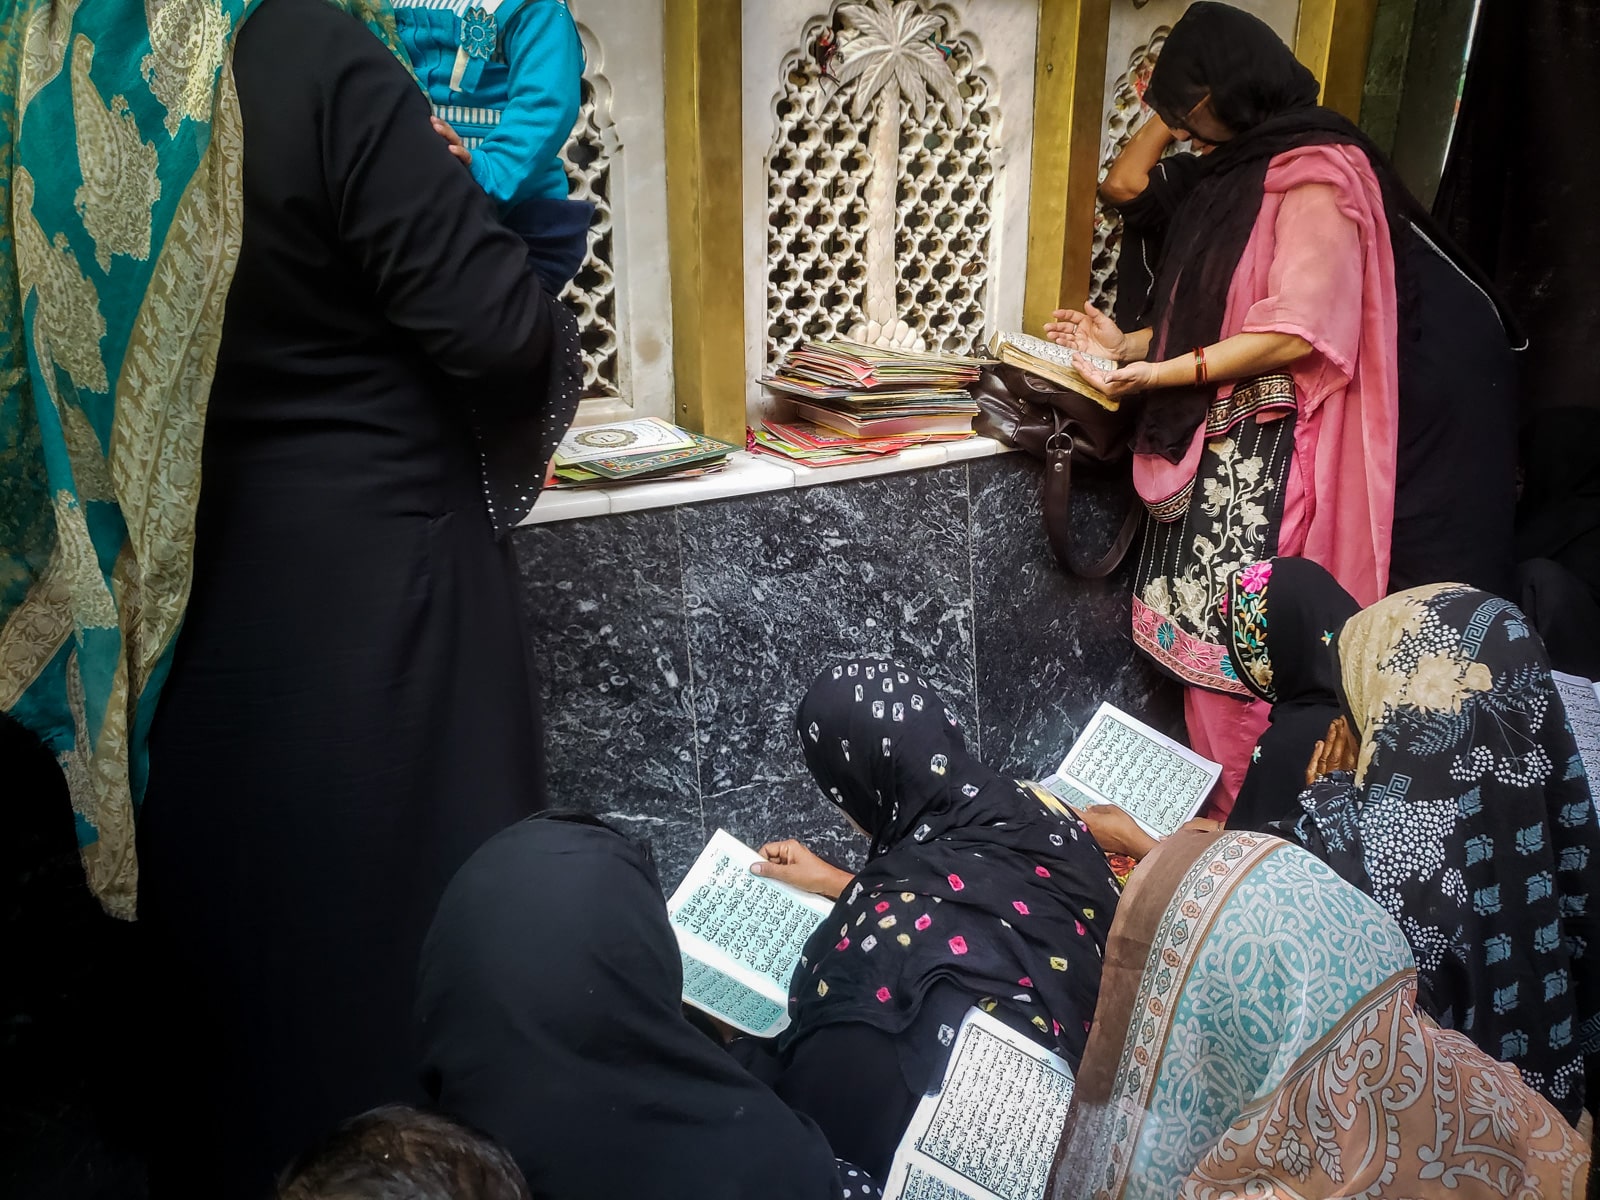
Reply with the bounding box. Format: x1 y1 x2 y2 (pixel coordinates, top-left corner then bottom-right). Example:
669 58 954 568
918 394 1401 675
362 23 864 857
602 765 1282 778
414 813 879 1200
1286 583 1600 1125
745 659 1124 1180
1052 828 1590 1197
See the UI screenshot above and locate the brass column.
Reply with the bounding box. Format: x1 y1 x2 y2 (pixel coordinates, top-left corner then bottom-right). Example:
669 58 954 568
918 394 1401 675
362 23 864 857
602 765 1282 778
664 0 747 442
1022 0 1112 333
1295 0 1381 120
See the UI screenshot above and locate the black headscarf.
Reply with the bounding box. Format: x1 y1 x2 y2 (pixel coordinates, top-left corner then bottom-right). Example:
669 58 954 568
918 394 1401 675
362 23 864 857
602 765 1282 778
1224 557 1359 831
781 660 1121 1084
1137 2 1515 462
1107 151 1205 332
414 814 857 1200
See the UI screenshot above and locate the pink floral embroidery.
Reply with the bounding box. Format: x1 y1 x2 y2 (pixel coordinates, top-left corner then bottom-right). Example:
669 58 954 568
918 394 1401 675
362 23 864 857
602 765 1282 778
1018 977 1033 987
915 914 932 931
948 936 968 955
1239 560 1273 593
875 901 891 914
1034 865 1050 878
1075 920 1087 936
836 938 850 951
1131 596 1251 697
876 987 892 1003
1052 1020 1063 1036
947 874 965 892
1013 901 1030 916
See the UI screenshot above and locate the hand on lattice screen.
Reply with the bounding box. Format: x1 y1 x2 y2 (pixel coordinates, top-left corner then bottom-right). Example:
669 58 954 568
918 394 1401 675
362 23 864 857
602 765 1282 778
848 318 928 354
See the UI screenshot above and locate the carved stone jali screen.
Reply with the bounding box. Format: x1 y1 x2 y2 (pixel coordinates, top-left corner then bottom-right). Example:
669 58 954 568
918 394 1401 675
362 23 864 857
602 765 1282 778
763 2 997 361
744 0 1039 412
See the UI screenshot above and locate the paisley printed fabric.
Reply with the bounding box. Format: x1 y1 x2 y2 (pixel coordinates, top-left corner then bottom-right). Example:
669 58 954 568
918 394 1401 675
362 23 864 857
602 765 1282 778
1290 584 1600 1122
1131 377 1297 696
782 659 1123 1084
1050 830 1590 1200
0 0 406 916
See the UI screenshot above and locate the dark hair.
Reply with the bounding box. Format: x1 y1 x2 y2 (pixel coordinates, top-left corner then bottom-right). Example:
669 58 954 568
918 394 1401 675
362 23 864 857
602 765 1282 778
277 1105 530 1200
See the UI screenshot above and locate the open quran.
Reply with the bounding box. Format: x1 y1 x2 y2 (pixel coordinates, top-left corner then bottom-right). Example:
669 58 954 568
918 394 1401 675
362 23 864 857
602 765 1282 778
988 331 1118 409
667 830 833 1037
883 1007 1076 1200
1037 702 1222 840
1553 671 1600 818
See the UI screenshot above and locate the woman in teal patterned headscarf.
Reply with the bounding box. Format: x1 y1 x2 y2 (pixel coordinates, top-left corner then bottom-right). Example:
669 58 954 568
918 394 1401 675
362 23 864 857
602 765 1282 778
1051 830 1590 1197
0 0 408 918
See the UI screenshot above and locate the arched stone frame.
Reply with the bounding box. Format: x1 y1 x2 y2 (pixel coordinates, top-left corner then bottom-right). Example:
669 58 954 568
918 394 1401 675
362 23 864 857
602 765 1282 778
664 0 1373 439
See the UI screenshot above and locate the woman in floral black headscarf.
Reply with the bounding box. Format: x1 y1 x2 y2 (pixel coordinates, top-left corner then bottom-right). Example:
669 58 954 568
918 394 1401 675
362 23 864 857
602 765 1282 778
746 659 1121 1180
1292 584 1600 1123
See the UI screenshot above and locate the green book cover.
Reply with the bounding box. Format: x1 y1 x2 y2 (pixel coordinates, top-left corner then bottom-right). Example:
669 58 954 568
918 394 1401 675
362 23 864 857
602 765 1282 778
580 431 738 481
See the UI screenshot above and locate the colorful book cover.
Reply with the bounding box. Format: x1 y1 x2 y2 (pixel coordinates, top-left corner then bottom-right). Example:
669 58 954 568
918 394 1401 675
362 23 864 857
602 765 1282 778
579 431 738 480
555 417 697 467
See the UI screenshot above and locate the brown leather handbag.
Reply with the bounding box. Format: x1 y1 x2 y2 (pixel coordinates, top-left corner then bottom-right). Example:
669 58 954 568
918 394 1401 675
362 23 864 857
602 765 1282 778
972 363 1140 578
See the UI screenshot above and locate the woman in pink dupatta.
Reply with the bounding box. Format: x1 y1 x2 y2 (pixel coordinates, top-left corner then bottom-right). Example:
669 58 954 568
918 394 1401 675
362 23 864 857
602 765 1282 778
1050 4 1426 811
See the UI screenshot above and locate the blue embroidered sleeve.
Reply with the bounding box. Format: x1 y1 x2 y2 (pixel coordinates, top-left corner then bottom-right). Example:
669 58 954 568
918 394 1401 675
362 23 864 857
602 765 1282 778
469 0 583 210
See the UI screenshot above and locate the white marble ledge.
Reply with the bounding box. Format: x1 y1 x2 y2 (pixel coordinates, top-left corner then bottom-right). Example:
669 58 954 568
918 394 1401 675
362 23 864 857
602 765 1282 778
518 437 1013 526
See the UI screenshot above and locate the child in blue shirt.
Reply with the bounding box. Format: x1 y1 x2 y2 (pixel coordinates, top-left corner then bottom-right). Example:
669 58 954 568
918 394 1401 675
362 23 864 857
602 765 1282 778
395 0 592 293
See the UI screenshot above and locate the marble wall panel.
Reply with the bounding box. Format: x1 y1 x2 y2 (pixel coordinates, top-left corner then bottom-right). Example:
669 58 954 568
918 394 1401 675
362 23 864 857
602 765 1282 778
513 508 705 884
968 456 1182 783
513 454 1181 889
681 470 976 880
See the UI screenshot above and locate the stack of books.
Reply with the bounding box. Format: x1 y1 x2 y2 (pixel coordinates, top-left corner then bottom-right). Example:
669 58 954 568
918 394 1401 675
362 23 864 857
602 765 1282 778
750 420 970 467
553 418 738 488
761 339 983 445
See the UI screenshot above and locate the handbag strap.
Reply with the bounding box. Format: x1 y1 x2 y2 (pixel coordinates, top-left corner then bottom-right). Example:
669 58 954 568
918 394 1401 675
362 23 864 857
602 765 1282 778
1041 424 1140 579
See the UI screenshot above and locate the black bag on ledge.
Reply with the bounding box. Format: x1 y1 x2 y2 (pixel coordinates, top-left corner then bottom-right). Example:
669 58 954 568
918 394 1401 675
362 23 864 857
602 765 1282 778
972 363 1140 579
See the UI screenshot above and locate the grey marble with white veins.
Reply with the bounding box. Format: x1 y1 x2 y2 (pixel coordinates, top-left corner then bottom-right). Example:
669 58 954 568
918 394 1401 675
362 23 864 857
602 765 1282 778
513 507 707 881
512 454 1180 891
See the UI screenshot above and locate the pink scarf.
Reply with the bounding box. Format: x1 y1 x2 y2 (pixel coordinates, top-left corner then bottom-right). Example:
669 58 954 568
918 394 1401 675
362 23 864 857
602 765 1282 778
1133 144 1400 606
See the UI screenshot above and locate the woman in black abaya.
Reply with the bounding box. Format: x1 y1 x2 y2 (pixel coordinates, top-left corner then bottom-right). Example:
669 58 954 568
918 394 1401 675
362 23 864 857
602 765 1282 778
414 814 878 1200
134 0 580 1192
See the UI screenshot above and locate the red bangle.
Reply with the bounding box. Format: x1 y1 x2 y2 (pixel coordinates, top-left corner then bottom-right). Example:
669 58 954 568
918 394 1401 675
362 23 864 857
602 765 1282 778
1192 345 1209 386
